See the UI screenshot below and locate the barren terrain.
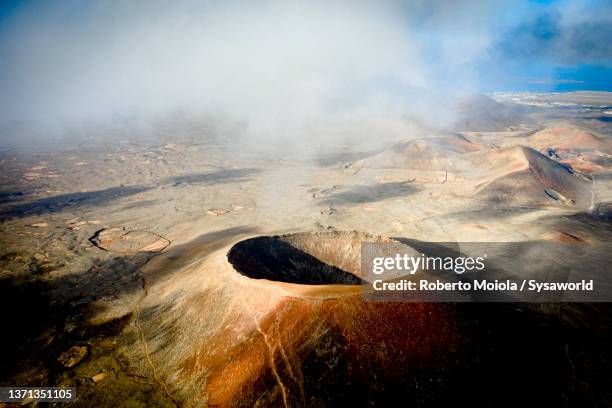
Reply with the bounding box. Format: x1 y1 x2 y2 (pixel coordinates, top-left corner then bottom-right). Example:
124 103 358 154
1 92 612 407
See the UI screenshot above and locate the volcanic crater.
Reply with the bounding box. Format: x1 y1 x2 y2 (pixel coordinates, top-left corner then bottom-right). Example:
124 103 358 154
227 231 392 285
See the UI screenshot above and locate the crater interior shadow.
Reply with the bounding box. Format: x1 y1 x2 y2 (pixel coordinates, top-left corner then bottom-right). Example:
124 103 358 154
227 236 362 285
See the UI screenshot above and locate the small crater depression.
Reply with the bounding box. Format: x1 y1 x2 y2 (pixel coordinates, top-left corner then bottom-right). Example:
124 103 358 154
228 231 388 285
544 189 576 206
90 226 170 253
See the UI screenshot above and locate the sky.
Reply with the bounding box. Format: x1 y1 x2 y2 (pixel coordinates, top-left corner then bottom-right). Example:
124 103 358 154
0 0 610 143
480 0 612 92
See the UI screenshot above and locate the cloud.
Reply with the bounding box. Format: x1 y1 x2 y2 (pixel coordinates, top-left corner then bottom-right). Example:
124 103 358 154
0 0 608 148
495 0 612 66
0 1 443 145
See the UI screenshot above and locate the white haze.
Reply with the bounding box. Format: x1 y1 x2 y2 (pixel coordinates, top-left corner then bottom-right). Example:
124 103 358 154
0 0 520 151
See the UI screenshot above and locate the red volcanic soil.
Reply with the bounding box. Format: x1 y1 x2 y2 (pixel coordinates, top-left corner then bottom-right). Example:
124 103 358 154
354 134 485 171
541 231 587 245
465 146 593 209
174 232 465 406
559 152 611 174
200 298 461 407
164 231 587 406
527 125 610 152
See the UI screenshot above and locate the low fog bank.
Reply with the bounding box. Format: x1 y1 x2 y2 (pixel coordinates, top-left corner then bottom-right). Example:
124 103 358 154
0 0 606 154
0 1 464 154
0 109 446 158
